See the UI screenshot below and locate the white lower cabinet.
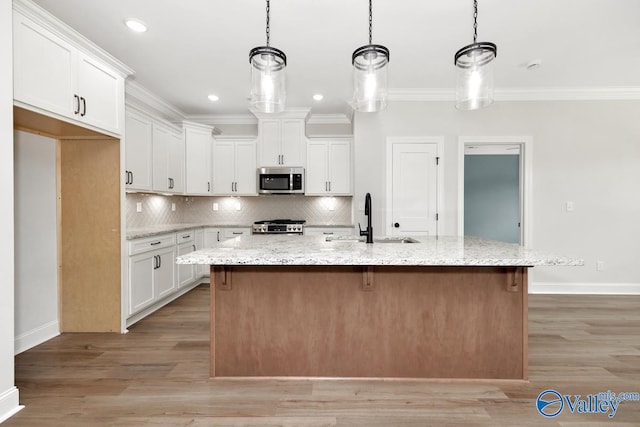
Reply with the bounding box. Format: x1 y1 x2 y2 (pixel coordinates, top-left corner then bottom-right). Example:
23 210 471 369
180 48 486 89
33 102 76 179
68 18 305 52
177 230 196 288
127 228 205 324
127 233 176 316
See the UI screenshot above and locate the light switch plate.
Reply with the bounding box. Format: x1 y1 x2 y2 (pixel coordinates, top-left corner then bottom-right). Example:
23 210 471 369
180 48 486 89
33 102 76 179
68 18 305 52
213 203 219 211
171 203 176 211
136 202 142 212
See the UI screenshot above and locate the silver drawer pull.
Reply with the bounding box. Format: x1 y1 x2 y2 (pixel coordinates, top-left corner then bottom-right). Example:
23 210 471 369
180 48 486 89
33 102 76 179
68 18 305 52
150 241 161 246
232 232 243 235
182 235 191 239
323 232 334 235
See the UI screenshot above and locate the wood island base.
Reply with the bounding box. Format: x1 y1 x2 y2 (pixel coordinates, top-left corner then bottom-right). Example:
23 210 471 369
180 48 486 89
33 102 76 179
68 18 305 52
210 265 528 380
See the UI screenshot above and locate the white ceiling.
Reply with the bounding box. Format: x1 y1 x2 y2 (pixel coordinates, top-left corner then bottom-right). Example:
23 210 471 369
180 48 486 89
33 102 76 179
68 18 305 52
32 0 640 118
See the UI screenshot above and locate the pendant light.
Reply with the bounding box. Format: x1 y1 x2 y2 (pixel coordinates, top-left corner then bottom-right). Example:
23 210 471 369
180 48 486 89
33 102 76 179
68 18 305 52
454 0 497 110
249 0 286 113
352 0 389 112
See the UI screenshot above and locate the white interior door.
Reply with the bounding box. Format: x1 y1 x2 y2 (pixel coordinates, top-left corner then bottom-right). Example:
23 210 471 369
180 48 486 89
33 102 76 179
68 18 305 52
388 142 439 236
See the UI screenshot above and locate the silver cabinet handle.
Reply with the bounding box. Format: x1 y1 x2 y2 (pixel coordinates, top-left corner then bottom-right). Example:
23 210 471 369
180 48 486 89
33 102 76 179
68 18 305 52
323 232 334 235
217 231 220 242
232 231 243 235
150 241 161 246
182 235 191 239
192 244 196 251
329 181 331 192
207 181 211 192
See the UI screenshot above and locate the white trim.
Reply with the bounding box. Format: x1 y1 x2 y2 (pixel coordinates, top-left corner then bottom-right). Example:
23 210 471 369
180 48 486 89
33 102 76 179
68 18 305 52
307 114 352 125
385 136 445 237
388 87 640 102
183 114 257 126
14 320 60 354
530 282 640 295
457 136 533 246
249 108 311 121
125 81 185 122
13 0 133 77
0 387 23 424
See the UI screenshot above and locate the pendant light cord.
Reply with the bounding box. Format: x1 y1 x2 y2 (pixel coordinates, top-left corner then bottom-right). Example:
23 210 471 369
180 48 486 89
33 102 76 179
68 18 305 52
266 0 271 47
369 0 373 44
473 0 478 43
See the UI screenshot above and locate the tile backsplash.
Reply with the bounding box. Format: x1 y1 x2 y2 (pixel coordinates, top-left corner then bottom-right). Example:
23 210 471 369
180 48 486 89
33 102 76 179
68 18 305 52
126 193 352 228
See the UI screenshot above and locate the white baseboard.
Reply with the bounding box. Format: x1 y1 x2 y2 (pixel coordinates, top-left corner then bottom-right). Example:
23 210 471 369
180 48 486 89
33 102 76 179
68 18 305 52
0 387 23 424
14 320 60 355
530 282 640 295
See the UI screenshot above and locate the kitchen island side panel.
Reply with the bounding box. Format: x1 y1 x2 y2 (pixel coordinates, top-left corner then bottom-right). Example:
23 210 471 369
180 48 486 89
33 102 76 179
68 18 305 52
210 266 526 379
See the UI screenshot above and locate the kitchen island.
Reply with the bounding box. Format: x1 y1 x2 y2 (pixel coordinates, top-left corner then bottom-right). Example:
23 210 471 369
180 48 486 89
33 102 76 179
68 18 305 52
177 235 581 380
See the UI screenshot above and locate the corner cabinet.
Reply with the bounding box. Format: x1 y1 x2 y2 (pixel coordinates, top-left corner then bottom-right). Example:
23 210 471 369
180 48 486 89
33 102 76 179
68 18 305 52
184 122 213 195
306 138 352 195
212 138 257 196
13 10 125 135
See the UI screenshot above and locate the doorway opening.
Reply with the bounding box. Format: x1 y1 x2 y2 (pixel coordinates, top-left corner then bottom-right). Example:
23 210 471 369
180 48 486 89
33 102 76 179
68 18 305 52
457 137 533 246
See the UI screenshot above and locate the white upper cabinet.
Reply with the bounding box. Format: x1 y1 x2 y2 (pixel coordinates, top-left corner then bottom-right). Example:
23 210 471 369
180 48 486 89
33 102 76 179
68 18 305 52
306 139 352 195
256 112 308 167
212 138 257 196
184 123 213 195
13 10 126 135
125 111 153 191
153 124 184 194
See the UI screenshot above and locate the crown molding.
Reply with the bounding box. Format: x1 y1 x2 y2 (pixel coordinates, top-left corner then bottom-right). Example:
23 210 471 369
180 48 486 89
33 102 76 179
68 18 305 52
125 81 185 122
307 114 352 125
13 0 133 78
249 108 311 121
183 114 257 126
388 87 640 102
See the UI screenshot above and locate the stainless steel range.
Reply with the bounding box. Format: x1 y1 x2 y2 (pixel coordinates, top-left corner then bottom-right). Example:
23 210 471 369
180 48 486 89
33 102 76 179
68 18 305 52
252 219 305 235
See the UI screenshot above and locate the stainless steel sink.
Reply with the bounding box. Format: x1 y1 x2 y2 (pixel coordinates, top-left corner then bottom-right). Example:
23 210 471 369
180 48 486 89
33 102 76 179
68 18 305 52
325 236 419 243
374 237 419 244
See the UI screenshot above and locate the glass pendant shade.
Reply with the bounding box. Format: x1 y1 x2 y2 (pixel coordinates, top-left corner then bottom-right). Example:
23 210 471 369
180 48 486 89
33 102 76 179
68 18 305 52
455 42 496 110
250 46 286 113
352 44 389 112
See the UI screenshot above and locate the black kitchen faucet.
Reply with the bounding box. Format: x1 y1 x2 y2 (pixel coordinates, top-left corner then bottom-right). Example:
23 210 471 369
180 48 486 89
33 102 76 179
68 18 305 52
359 192 373 244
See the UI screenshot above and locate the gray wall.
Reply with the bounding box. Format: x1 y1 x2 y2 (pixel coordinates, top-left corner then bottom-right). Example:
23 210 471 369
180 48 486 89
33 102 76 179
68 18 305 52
353 100 640 286
464 154 520 244
14 131 59 353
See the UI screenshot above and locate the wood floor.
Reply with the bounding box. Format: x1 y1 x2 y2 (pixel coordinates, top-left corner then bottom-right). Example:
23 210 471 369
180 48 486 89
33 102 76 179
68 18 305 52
6 284 640 426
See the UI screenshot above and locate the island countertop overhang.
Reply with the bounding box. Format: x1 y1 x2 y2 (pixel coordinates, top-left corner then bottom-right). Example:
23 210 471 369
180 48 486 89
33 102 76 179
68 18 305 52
176 234 583 267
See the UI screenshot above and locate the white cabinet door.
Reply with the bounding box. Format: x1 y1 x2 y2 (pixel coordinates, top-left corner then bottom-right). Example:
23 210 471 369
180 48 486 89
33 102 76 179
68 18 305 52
76 52 122 134
204 228 222 247
154 246 176 300
177 242 196 288
235 140 257 195
194 228 206 277
125 111 153 191
259 119 281 166
305 142 329 195
167 131 184 193
222 228 251 240
328 141 352 195
128 253 155 315
152 125 170 192
152 125 184 193
185 126 212 195
281 119 304 166
13 11 75 119
212 140 235 195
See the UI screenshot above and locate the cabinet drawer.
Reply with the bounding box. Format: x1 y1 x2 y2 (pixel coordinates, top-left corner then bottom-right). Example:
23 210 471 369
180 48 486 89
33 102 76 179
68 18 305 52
128 233 176 256
176 230 195 243
304 227 355 236
222 228 251 239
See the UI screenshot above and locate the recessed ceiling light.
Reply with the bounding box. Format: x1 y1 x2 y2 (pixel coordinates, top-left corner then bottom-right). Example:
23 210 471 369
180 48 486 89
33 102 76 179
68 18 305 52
125 19 147 33
313 94 324 101
208 94 220 102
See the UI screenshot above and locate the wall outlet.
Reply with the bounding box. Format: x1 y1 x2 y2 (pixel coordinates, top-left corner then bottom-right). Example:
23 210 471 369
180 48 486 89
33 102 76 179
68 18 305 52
212 202 219 211
596 261 606 271
136 202 142 213
235 201 242 211
171 203 176 212
566 201 575 212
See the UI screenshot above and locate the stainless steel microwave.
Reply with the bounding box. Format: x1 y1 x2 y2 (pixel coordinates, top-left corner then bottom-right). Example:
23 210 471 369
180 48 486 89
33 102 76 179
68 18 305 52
257 167 305 194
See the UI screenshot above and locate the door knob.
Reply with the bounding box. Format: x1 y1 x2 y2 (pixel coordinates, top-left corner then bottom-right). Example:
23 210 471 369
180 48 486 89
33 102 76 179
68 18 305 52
394 222 400 228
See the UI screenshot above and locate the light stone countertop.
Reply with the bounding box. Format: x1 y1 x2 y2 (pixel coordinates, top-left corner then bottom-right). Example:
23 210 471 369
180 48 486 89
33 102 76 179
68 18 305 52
126 224 251 240
175 234 584 267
